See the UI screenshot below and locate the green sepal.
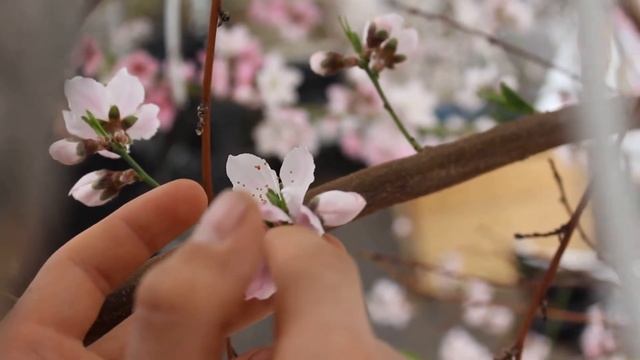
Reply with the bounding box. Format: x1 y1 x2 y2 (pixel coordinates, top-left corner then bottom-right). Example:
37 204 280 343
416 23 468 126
109 105 120 122
122 115 138 129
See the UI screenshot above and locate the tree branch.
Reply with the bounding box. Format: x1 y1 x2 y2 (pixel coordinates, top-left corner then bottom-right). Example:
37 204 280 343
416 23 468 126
87 98 640 342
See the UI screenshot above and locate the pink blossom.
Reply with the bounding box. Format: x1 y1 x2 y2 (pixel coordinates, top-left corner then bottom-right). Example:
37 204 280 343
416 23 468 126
256 54 303 108
114 50 160 88
226 147 367 300
57 68 160 148
248 0 322 40
146 83 177 132
361 120 416 165
211 57 231 98
253 107 318 159
73 36 104 77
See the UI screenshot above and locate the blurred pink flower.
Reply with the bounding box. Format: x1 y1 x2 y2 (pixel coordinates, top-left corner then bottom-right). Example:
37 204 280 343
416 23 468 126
254 107 318 159
439 327 492 360
146 83 177 132
581 306 618 359
249 0 322 40
74 36 104 77
366 278 414 329
115 50 160 88
361 120 415 165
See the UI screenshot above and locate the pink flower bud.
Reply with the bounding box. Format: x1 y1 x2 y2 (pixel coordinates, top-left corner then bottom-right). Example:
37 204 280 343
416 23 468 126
309 51 356 76
310 190 366 227
49 139 85 165
69 169 138 207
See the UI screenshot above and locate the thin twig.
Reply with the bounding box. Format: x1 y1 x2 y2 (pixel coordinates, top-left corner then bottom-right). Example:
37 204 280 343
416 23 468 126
514 225 566 240
547 158 597 249
387 0 581 82
199 0 223 203
508 182 593 360
364 66 422 151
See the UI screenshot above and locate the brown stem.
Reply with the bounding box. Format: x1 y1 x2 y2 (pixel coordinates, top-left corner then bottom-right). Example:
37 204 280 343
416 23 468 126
86 98 640 342
509 182 593 359
547 158 596 249
199 0 223 203
387 0 581 82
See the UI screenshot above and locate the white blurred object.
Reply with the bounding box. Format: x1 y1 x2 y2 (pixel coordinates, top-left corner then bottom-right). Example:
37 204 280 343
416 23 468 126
256 53 303 109
522 332 552 360
439 327 492 360
165 0 188 106
253 107 318 159
392 215 414 238
366 278 415 329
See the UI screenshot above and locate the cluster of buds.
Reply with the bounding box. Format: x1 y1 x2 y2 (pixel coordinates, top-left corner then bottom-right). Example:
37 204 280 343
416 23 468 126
309 14 418 77
50 68 161 206
362 14 418 73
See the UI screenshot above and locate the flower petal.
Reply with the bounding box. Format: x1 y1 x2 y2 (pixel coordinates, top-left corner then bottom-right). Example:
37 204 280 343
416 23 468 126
69 170 113 207
311 190 366 227
106 68 145 117
128 104 160 140
49 139 84 165
226 153 280 205
373 14 405 35
98 150 121 159
64 76 109 120
261 203 291 223
280 147 315 215
245 264 277 300
396 28 419 55
63 110 98 139
295 205 325 235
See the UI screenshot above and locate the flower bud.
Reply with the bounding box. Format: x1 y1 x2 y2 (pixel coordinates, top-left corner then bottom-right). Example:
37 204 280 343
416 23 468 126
49 138 106 165
309 190 366 227
310 51 357 77
69 169 138 206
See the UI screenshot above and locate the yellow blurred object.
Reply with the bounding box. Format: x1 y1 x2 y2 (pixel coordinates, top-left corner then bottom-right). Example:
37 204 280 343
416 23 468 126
404 150 595 293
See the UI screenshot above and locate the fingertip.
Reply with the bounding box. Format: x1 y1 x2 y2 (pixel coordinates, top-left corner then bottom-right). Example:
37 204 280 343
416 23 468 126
163 179 209 215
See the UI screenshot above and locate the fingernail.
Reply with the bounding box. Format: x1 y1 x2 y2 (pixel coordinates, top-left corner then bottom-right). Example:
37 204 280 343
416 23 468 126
249 349 273 360
192 191 248 243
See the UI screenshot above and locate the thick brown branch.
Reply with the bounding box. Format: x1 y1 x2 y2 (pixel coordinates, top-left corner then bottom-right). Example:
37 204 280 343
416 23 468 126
307 98 637 214
87 98 639 342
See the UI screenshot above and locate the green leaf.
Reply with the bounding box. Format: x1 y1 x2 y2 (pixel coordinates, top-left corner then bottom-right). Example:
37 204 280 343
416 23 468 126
500 83 536 115
339 16 363 55
479 83 537 122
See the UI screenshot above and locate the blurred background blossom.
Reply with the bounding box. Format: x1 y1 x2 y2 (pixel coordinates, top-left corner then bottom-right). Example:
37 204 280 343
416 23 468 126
5 0 640 358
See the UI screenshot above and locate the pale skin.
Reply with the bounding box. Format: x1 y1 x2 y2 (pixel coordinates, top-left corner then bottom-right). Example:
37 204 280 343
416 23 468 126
0 180 402 359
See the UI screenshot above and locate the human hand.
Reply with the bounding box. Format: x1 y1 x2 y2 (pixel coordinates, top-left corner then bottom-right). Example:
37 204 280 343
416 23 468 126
0 180 401 359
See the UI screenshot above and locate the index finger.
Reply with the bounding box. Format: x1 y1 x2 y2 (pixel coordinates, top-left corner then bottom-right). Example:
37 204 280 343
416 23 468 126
264 226 374 356
10 179 208 339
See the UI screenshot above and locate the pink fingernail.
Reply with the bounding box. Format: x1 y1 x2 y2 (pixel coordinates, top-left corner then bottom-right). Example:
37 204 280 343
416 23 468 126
192 191 248 243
